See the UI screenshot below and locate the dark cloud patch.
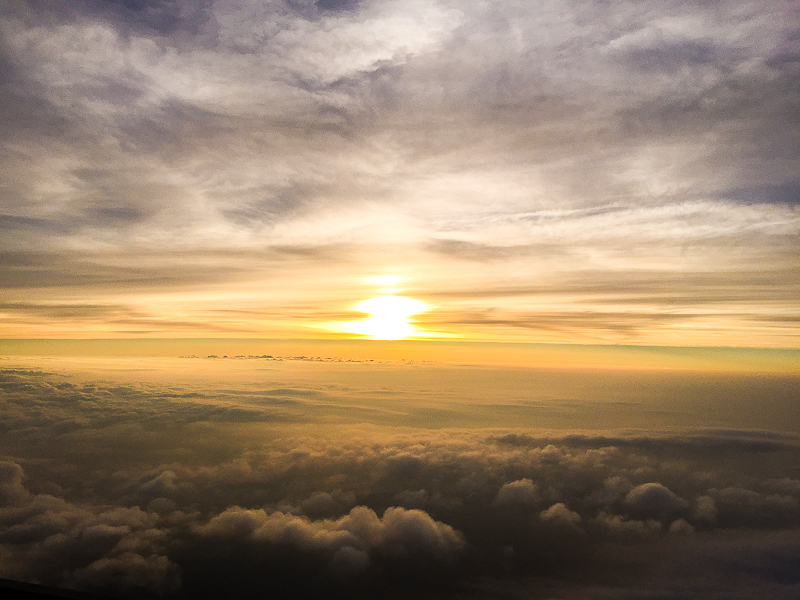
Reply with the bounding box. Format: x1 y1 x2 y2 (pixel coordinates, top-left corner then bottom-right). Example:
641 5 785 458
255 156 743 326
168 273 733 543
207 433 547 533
0 214 76 235
108 0 187 33
723 182 800 206
12 0 217 38
0 84 71 144
219 180 328 226
113 100 236 161
315 0 360 13
620 39 720 72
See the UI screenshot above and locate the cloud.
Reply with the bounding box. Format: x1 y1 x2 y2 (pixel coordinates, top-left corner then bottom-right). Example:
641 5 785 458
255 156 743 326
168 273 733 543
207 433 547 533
668 518 694 534
198 503 466 560
0 461 179 596
694 495 718 523
494 478 539 506
71 552 181 598
0 461 29 506
540 503 581 527
624 482 687 517
2 354 800 597
593 511 661 539
710 486 800 527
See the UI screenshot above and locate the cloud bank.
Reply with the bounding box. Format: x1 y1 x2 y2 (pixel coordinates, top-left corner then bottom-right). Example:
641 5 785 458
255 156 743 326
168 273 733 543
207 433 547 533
1 362 800 598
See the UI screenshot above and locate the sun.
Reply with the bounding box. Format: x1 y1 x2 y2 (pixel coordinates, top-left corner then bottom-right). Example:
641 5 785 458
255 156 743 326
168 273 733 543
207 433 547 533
345 296 428 340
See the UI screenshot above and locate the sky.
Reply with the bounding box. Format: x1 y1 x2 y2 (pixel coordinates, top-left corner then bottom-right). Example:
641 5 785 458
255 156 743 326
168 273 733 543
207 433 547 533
1 0 799 346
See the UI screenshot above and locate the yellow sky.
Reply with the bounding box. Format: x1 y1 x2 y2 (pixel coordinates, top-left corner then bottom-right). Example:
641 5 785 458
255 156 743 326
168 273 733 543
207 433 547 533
1 338 798 376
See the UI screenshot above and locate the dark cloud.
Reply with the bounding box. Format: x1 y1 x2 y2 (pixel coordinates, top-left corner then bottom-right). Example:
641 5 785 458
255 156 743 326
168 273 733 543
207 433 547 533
315 0 360 13
724 182 800 206
620 38 720 72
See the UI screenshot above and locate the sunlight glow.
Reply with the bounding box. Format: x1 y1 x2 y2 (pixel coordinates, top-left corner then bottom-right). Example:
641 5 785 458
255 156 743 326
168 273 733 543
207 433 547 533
346 296 428 340
367 275 403 287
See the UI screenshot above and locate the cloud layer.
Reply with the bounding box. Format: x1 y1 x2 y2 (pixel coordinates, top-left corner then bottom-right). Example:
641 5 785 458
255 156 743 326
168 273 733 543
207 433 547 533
2 361 800 598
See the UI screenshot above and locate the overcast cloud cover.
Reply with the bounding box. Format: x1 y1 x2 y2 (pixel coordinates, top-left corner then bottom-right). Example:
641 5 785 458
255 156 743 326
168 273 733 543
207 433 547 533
1 0 798 343
1 359 800 598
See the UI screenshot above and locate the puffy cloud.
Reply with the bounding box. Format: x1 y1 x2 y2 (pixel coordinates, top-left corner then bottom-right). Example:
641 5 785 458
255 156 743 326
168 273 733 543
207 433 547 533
624 482 687 517
378 506 465 560
494 478 539 506
694 495 718 523
298 489 356 519
394 488 428 509
710 486 800 527
594 511 661 538
329 545 369 576
197 504 465 563
71 552 181 597
0 460 178 595
139 471 178 495
0 461 29 506
669 518 695 534
539 503 581 527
